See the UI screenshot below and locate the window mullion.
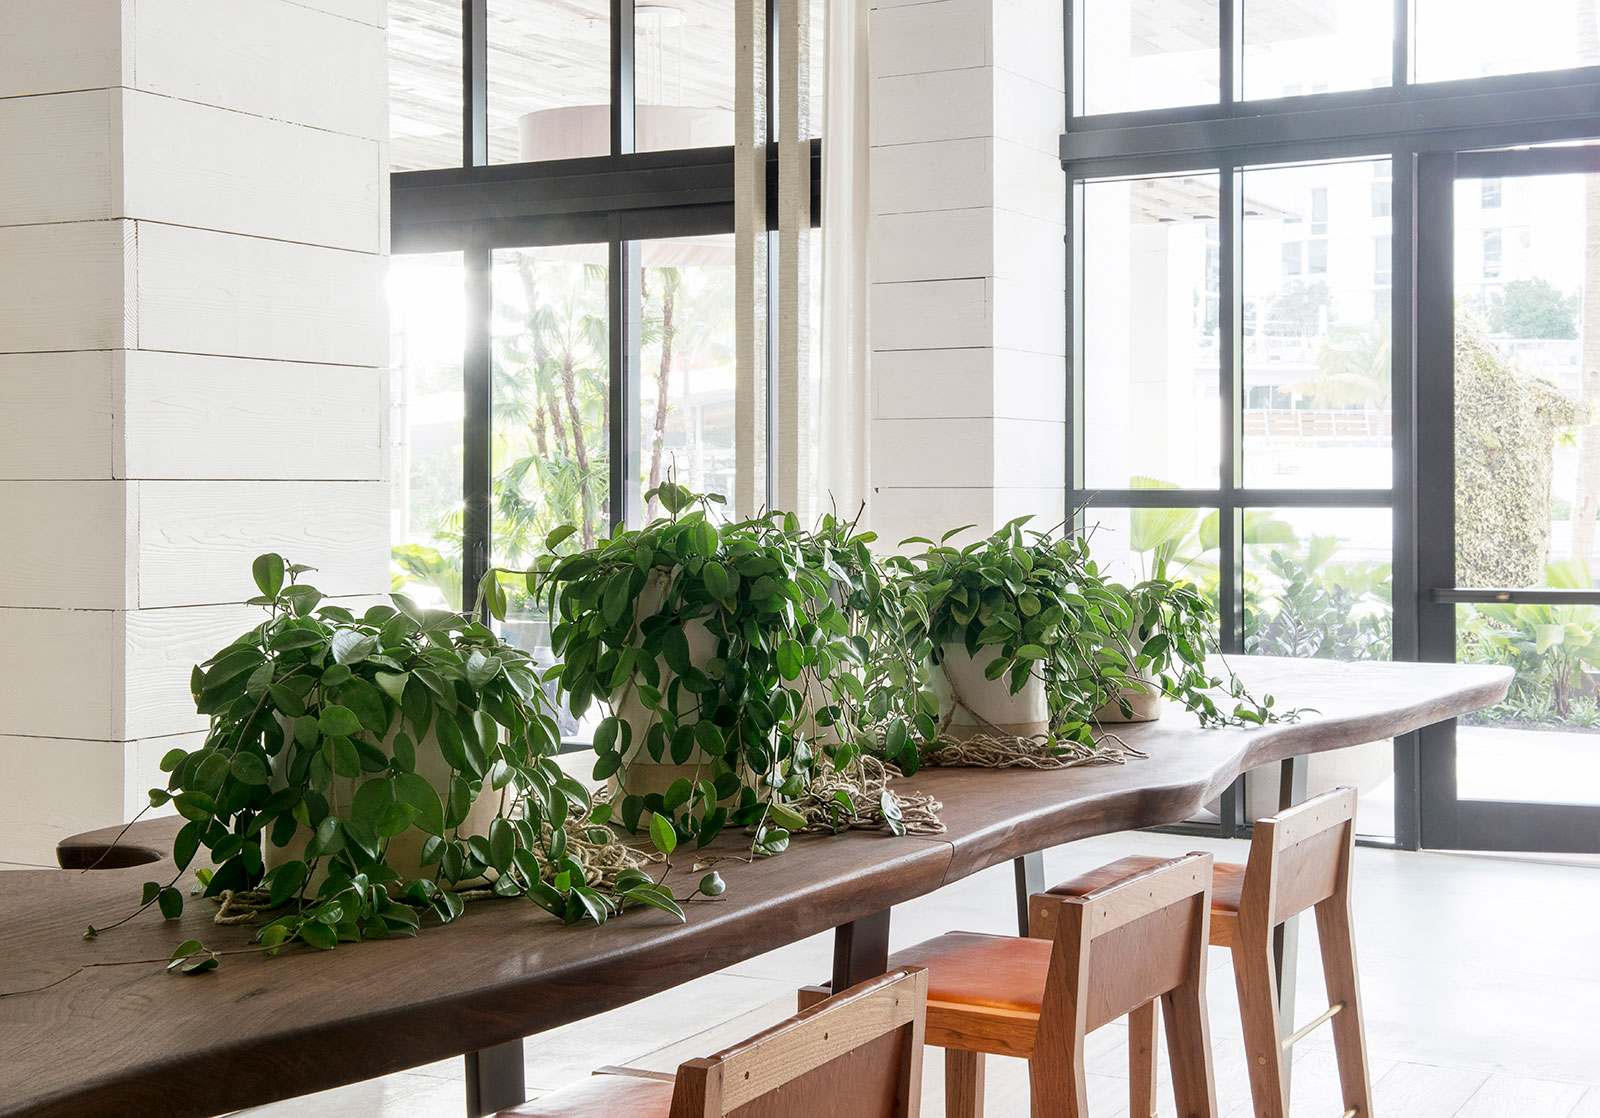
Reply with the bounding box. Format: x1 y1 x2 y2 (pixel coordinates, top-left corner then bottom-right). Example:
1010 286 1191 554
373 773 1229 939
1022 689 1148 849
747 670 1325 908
1219 161 1244 652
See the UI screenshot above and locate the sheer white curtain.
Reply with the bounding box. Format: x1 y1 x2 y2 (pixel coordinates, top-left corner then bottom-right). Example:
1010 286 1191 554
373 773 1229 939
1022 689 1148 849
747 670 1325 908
816 0 871 524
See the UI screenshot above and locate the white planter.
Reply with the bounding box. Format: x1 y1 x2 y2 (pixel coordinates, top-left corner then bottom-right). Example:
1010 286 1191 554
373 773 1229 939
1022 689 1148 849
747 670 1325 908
1095 628 1161 723
609 570 734 802
930 643 1050 741
266 720 498 888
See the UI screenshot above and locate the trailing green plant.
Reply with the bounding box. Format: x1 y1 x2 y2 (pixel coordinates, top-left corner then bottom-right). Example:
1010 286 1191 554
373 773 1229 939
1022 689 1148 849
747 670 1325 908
488 483 881 856
901 518 1137 751
108 554 687 967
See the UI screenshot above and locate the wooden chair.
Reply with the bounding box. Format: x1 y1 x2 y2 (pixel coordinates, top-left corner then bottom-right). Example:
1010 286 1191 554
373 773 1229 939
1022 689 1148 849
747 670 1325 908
490 967 928 1118
1041 788 1372 1118
805 852 1219 1118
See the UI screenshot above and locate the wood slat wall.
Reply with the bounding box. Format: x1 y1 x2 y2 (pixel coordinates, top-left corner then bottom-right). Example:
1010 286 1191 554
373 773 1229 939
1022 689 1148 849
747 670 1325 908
0 0 390 866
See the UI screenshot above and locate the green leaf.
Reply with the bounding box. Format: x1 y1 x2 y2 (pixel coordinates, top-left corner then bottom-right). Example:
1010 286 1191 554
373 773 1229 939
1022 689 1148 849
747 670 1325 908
662 626 692 676
230 751 271 786
488 817 514 872
268 861 308 907
544 524 578 550
252 554 285 598
767 802 808 832
648 811 677 856
332 630 376 665
172 791 216 823
692 719 726 756
340 677 391 736
775 640 803 681
466 651 502 688
318 704 362 737
298 921 338 951
157 887 184 920
703 561 729 600
282 585 323 617
593 715 619 755
141 881 160 905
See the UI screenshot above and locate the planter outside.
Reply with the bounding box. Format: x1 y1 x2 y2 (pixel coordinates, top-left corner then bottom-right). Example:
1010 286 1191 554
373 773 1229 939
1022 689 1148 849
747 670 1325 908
930 643 1050 741
266 721 498 887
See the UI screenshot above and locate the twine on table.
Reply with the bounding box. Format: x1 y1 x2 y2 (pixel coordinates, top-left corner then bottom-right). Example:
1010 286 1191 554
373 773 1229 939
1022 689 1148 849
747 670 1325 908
793 754 945 836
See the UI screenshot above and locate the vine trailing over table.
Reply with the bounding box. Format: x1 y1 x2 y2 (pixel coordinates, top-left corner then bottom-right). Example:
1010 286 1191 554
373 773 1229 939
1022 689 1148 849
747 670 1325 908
106 555 692 970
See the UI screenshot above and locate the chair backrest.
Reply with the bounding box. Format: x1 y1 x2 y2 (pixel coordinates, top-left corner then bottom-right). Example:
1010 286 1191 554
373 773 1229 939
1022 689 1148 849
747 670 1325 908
1240 786 1358 937
1034 852 1213 1036
669 967 927 1118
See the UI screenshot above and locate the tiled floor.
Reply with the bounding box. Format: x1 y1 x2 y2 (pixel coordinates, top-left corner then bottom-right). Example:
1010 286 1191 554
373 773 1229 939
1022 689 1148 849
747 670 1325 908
230 828 1600 1118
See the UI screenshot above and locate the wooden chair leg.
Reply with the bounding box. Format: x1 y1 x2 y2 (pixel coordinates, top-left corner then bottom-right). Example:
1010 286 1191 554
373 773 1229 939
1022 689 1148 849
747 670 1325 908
1129 1000 1159 1118
944 1049 986 1118
1315 895 1374 1118
1231 939 1290 1118
1028 1051 1089 1118
1159 973 1220 1118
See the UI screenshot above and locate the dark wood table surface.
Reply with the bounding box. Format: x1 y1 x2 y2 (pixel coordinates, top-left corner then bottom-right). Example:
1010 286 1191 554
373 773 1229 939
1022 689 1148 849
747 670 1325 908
0 658 1510 1118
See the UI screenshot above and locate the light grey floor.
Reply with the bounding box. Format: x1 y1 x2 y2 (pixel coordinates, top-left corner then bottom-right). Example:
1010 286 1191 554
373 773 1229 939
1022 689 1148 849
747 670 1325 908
230 828 1600 1118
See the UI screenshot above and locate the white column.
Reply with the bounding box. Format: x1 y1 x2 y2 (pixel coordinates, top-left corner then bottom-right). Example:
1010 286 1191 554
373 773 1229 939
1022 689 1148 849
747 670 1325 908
866 0 1066 546
0 0 390 864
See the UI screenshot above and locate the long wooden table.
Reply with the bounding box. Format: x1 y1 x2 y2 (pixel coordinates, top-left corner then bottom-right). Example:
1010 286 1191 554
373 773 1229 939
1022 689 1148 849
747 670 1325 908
0 658 1510 1118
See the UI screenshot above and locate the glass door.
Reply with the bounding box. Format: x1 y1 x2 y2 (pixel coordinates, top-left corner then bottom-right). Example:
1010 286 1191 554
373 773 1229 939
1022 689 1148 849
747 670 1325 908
1417 144 1600 853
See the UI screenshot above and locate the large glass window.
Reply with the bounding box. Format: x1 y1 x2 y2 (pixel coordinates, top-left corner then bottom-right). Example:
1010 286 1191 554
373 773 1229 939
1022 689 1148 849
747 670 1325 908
1414 0 1596 84
1242 0 1392 101
1242 160 1393 490
1082 174 1221 489
389 253 467 608
1080 0 1220 115
634 2 735 153
490 0 611 164
389 1 463 172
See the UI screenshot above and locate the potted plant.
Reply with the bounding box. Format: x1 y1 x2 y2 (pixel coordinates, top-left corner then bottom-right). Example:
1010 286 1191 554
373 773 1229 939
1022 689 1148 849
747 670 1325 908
900 518 1137 755
131 554 682 962
501 484 873 856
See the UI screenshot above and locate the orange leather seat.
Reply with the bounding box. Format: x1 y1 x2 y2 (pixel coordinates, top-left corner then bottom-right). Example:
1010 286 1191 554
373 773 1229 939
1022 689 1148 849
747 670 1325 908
1050 853 1245 914
495 1073 674 1117
890 931 1053 1015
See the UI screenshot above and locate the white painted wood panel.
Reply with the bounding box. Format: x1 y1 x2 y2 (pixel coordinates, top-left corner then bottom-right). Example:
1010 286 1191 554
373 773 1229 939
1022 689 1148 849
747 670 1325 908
871 68 992 147
871 137 992 214
0 352 115 480
0 735 128 866
132 0 386 141
0 608 117 740
871 277 991 350
993 208 1064 285
992 0 1065 89
125 731 201 820
871 417 994 489
134 222 387 367
0 89 114 225
122 603 267 739
992 68 1065 157
994 485 1065 528
0 0 126 98
135 480 389 608
120 352 383 480
121 91 383 253
0 221 133 353
0 482 132 609
870 486 997 553
875 348 994 419
869 0 989 78
871 208 992 283
283 0 386 27
993 418 1065 488
993 276 1065 356
992 138 1065 223
992 348 1065 420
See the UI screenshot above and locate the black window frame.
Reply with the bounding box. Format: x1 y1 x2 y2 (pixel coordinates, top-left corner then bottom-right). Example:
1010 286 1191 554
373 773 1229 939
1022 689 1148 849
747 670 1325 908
1061 0 1600 848
390 0 821 604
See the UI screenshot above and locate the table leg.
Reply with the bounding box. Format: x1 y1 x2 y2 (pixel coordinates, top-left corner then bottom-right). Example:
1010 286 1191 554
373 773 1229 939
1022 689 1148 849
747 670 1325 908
832 907 892 992
1273 753 1309 1096
464 1039 527 1118
1013 851 1044 935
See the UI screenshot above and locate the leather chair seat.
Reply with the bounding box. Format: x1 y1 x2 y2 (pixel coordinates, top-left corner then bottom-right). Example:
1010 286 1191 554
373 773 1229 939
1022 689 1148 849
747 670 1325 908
1048 854 1246 913
890 931 1053 1015
495 1073 674 1117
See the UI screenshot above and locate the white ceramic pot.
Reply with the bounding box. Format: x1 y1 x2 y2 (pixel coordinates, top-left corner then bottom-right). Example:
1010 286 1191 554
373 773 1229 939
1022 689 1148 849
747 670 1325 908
929 643 1050 741
1094 628 1162 723
609 570 732 801
266 720 498 888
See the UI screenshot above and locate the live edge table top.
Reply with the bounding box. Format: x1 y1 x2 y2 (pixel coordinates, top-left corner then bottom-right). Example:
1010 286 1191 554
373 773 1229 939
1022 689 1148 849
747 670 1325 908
0 658 1510 1118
